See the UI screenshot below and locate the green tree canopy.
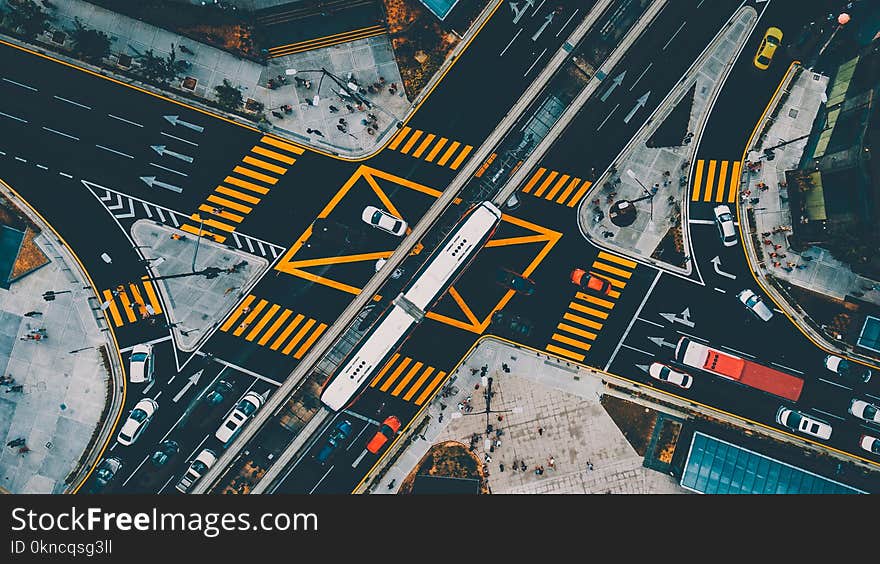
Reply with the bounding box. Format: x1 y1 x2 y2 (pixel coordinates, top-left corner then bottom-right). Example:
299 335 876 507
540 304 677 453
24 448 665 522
70 17 112 62
2 0 49 40
214 79 243 111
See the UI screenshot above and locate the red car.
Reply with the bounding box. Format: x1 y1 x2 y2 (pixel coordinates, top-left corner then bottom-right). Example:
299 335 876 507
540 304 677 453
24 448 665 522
570 269 612 295
366 415 402 454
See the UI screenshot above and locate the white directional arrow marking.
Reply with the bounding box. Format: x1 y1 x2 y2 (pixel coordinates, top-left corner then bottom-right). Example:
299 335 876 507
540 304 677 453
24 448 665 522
151 144 194 163
648 336 676 349
173 369 203 403
140 176 183 194
711 256 737 279
623 91 651 124
636 364 650 374
532 12 553 41
600 71 626 102
163 115 204 133
659 307 695 327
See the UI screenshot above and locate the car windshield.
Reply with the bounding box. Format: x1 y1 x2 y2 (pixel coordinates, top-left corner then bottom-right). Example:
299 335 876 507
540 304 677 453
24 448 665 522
767 36 780 45
392 220 402 232
130 409 147 422
718 213 732 223
758 55 770 64
658 366 670 380
238 400 257 416
864 404 879 420
379 425 392 437
371 211 383 224
746 295 760 307
131 352 148 362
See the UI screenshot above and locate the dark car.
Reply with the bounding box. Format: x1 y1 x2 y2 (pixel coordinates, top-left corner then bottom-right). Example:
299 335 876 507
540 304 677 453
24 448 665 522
316 420 353 464
496 268 535 295
204 380 233 406
150 440 180 467
824 355 872 385
92 457 122 492
491 311 533 338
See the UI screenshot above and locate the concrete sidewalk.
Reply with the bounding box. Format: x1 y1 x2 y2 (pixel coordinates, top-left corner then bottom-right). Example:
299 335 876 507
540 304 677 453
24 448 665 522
365 337 686 494
577 7 756 273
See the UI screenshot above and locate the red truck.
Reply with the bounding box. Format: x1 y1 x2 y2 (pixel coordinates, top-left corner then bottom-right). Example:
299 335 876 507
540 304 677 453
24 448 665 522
674 337 804 402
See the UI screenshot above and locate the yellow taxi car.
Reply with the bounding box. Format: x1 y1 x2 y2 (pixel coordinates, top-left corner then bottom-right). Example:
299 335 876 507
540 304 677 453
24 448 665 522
754 27 783 70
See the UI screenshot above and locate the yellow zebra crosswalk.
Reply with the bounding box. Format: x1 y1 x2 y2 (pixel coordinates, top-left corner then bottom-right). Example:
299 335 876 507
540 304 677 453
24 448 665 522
101 277 163 327
690 159 741 203
544 251 637 362
219 295 327 360
388 127 474 170
179 136 304 243
369 353 448 406
521 167 591 207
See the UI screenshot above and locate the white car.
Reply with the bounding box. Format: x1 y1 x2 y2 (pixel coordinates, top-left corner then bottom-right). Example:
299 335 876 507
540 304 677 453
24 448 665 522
175 448 217 493
848 399 880 424
116 398 158 446
215 391 264 444
737 289 773 321
648 363 693 389
859 434 880 455
824 355 873 384
361 206 407 236
713 204 738 247
775 406 832 440
128 343 154 384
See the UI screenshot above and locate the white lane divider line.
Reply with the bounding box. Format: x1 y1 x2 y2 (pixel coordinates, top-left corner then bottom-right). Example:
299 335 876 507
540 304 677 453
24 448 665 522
14 157 26 163
107 113 144 128
36 164 48 170
149 162 188 177
59 172 73 178
160 131 198 146
2 77 37 91
95 144 134 159
53 95 92 110
0 111 27 123
42 126 80 141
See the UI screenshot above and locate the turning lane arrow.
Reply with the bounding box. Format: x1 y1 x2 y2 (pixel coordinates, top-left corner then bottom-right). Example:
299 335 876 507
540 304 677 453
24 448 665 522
711 256 737 279
163 115 204 133
659 307 695 327
151 145 194 163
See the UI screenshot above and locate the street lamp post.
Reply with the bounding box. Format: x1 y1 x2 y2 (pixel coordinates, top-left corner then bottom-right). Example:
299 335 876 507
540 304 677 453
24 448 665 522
626 169 654 221
191 215 205 273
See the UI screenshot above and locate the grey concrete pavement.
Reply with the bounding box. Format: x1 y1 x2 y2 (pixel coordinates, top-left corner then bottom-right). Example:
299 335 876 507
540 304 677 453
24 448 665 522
366 337 687 494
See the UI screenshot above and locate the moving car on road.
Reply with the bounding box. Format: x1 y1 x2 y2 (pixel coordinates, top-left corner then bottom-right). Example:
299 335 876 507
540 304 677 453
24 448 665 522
648 363 693 389
117 398 158 446
176 449 217 493
860 434 880 455
93 457 122 491
824 355 873 384
496 268 535 295
570 269 612 295
366 415 402 454
737 289 774 321
316 419 353 464
216 391 264 444
775 406 832 440
204 379 233 406
713 204 738 247
754 27 783 70
848 399 880 424
129 343 154 384
361 206 407 236
151 440 180 467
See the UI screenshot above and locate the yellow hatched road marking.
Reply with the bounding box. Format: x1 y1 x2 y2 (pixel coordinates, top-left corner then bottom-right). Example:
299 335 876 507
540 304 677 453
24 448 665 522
727 161 742 203
245 304 280 341
199 204 244 223
391 361 423 396
591 261 632 279
251 145 296 165
556 177 581 204
380 357 412 392
563 312 603 330
399 130 423 154
225 176 270 194
216 186 261 204
415 370 447 405
411 134 435 158
371 353 401 387
551 333 593 351
533 170 559 197
424 137 447 162
569 302 609 320
692 160 705 201
270 314 304 351
221 295 257 331
259 136 304 155
293 322 327 359
597 251 637 268
545 344 584 362
233 299 268 336
702 160 717 202
282 318 316 355
575 292 615 309
233 165 278 185
258 309 292 346
102 290 123 326
140 278 162 314
388 126 411 150
522 168 546 193
436 141 460 166
117 290 137 322
556 323 597 341
207 195 252 214
715 161 729 202
566 180 592 207
242 156 287 175
402 366 434 401
449 145 473 170
545 174 570 200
